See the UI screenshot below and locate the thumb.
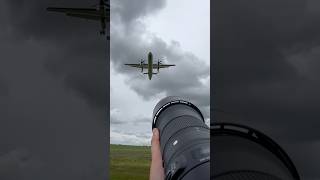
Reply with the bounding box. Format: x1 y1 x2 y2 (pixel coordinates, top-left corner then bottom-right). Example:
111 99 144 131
150 128 165 180
151 128 162 162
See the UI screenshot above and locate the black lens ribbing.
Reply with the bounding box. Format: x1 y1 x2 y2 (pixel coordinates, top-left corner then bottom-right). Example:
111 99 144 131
152 96 210 180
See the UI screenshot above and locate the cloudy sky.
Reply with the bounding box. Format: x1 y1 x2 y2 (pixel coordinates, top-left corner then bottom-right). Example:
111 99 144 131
110 0 210 145
213 0 320 179
0 0 108 179
2 0 319 179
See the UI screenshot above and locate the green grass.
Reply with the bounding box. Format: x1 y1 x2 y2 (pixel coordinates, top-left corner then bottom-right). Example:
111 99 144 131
110 144 151 180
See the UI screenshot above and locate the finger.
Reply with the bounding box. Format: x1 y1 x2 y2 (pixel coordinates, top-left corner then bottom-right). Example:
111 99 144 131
150 128 165 180
151 128 162 162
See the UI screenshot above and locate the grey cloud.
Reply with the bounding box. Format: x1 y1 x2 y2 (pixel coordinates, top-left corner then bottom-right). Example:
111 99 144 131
112 0 166 24
2 0 109 109
2 0 109 108
282 142 320 179
3 0 102 41
0 0 108 179
213 0 320 178
0 149 28 180
0 148 44 180
213 0 320 138
44 36 108 108
0 41 108 178
110 129 151 145
132 117 150 125
0 76 8 97
110 110 150 125
111 22 210 118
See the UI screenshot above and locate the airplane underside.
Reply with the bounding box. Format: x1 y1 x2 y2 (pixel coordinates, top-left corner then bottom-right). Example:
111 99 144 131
124 52 175 80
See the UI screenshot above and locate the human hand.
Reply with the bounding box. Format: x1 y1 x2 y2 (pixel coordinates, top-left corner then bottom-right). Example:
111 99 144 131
149 128 165 180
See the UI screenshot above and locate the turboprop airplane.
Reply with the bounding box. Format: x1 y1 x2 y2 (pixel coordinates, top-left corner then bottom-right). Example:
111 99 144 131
47 0 110 39
125 52 175 80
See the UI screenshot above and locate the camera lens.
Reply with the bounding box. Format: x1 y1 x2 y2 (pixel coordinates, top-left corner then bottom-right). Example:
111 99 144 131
153 96 210 180
211 123 300 180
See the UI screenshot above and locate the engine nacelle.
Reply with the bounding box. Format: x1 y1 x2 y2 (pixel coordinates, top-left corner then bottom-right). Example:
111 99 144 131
157 60 162 72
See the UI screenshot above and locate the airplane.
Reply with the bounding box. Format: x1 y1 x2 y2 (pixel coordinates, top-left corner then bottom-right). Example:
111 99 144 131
47 0 110 39
125 52 175 80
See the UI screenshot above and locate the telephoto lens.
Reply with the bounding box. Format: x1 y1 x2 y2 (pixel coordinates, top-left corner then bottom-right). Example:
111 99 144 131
211 123 300 180
152 96 210 180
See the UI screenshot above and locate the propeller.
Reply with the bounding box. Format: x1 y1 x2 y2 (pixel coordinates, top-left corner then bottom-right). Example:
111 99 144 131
140 60 145 72
157 60 162 72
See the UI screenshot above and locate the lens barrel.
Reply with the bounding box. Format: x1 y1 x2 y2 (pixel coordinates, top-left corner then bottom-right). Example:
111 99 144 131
211 123 300 180
152 96 210 180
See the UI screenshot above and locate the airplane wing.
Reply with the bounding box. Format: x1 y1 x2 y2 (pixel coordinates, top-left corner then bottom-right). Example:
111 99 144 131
125 64 148 68
47 8 107 21
152 64 175 69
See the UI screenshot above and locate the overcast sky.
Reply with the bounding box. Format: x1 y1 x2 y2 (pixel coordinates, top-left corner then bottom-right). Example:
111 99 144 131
0 0 108 179
110 0 210 145
1 0 318 179
213 0 320 179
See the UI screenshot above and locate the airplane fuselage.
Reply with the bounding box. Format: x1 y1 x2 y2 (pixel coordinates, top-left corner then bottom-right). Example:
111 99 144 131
148 52 153 80
47 0 109 37
124 51 175 80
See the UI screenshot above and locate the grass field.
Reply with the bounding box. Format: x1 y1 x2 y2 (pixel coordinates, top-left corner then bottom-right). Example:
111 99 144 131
110 144 151 180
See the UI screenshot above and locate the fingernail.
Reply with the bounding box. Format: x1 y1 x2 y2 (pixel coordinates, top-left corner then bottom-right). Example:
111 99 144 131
153 129 158 136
